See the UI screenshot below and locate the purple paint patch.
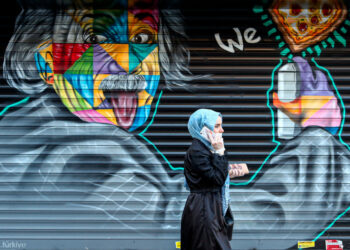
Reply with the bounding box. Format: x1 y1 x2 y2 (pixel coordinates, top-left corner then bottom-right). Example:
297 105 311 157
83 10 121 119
93 44 126 75
293 56 334 96
97 99 112 109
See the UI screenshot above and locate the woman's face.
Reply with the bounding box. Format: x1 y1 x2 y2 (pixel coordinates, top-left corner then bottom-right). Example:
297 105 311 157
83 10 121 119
213 116 224 133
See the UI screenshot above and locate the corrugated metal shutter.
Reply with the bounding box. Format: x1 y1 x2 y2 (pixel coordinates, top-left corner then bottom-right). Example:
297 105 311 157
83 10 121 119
0 0 349 249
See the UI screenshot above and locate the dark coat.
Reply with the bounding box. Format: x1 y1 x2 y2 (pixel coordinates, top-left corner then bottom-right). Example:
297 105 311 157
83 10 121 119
181 138 232 250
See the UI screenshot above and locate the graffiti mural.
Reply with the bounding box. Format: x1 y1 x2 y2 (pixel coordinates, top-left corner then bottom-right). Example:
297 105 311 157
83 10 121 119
224 0 350 249
1 0 350 249
1 0 195 249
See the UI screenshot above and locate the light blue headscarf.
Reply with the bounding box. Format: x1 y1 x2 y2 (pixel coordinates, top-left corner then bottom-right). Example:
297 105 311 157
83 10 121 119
185 109 230 215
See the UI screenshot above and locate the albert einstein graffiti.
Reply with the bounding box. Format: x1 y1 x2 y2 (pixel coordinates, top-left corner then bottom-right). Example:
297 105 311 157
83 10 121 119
1 0 194 248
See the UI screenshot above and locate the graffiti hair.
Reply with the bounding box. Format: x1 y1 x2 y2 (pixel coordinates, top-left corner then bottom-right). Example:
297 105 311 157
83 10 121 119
3 4 198 94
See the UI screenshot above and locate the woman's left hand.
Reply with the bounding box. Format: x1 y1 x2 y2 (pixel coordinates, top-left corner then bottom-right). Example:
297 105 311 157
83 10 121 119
229 163 245 178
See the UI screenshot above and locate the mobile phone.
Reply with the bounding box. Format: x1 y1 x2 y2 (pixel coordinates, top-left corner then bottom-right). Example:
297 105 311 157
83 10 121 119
200 126 212 141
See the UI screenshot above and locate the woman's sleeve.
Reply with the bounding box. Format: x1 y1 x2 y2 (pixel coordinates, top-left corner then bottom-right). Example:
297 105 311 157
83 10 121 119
190 149 228 186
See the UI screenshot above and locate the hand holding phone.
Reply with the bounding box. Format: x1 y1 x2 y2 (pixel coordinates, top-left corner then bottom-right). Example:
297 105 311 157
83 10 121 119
200 126 224 151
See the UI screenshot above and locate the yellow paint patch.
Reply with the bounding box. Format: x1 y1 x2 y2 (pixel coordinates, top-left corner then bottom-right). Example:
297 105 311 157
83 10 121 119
138 47 160 75
175 241 181 249
301 96 333 123
99 44 129 73
96 109 118 126
93 74 110 107
54 74 92 112
137 90 153 107
38 43 54 76
298 241 315 248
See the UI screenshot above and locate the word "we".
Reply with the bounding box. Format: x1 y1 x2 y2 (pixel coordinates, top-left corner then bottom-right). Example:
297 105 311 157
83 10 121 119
215 28 261 53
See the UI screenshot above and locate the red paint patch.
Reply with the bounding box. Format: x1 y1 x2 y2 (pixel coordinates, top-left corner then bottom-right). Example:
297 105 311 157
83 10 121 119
322 3 333 16
129 9 159 32
53 43 91 74
291 3 302 16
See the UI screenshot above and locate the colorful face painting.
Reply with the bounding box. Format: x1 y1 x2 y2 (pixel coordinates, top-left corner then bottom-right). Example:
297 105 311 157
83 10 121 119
35 0 160 131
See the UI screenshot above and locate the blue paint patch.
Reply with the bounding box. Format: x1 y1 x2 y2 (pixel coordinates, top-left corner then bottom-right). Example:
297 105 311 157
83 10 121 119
278 41 285 48
341 27 348 34
129 104 151 132
302 51 306 57
35 52 52 73
100 11 128 43
63 74 94 106
287 54 293 60
321 41 328 48
275 35 281 40
325 127 338 135
345 20 350 26
144 75 160 97
129 44 158 73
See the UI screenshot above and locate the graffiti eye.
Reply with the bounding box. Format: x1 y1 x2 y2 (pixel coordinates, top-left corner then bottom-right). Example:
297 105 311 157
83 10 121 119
131 32 151 44
85 34 108 44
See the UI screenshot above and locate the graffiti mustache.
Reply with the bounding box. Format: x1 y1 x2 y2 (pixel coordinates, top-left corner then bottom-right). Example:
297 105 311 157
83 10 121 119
98 75 147 91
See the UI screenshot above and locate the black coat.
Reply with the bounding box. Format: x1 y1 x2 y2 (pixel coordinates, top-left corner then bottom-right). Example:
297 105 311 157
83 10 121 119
181 138 232 250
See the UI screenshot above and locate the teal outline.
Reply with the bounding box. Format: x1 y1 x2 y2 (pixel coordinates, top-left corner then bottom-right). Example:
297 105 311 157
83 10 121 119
333 30 347 47
138 90 184 171
314 45 321 56
230 59 283 186
250 3 350 245
0 97 30 116
308 58 350 242
252 5 263 14
311 58 350 150
268 28 277 36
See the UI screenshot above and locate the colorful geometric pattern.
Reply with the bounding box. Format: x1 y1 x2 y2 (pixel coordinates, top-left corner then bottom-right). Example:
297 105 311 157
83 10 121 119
269 0 347 53
273 57 341 134
35 0 160 132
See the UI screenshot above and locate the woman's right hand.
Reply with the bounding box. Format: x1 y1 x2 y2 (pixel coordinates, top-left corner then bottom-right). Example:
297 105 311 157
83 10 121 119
208 131 225 152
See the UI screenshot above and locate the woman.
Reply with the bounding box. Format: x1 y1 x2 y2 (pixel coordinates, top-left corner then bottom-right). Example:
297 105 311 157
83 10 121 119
181 109 240 250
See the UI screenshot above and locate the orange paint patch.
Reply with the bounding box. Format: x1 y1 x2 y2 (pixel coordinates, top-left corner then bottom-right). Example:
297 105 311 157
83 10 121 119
99 44 129 72
38 43 54 76
137 90 153 107
96 109 118 125
300 95 333 124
